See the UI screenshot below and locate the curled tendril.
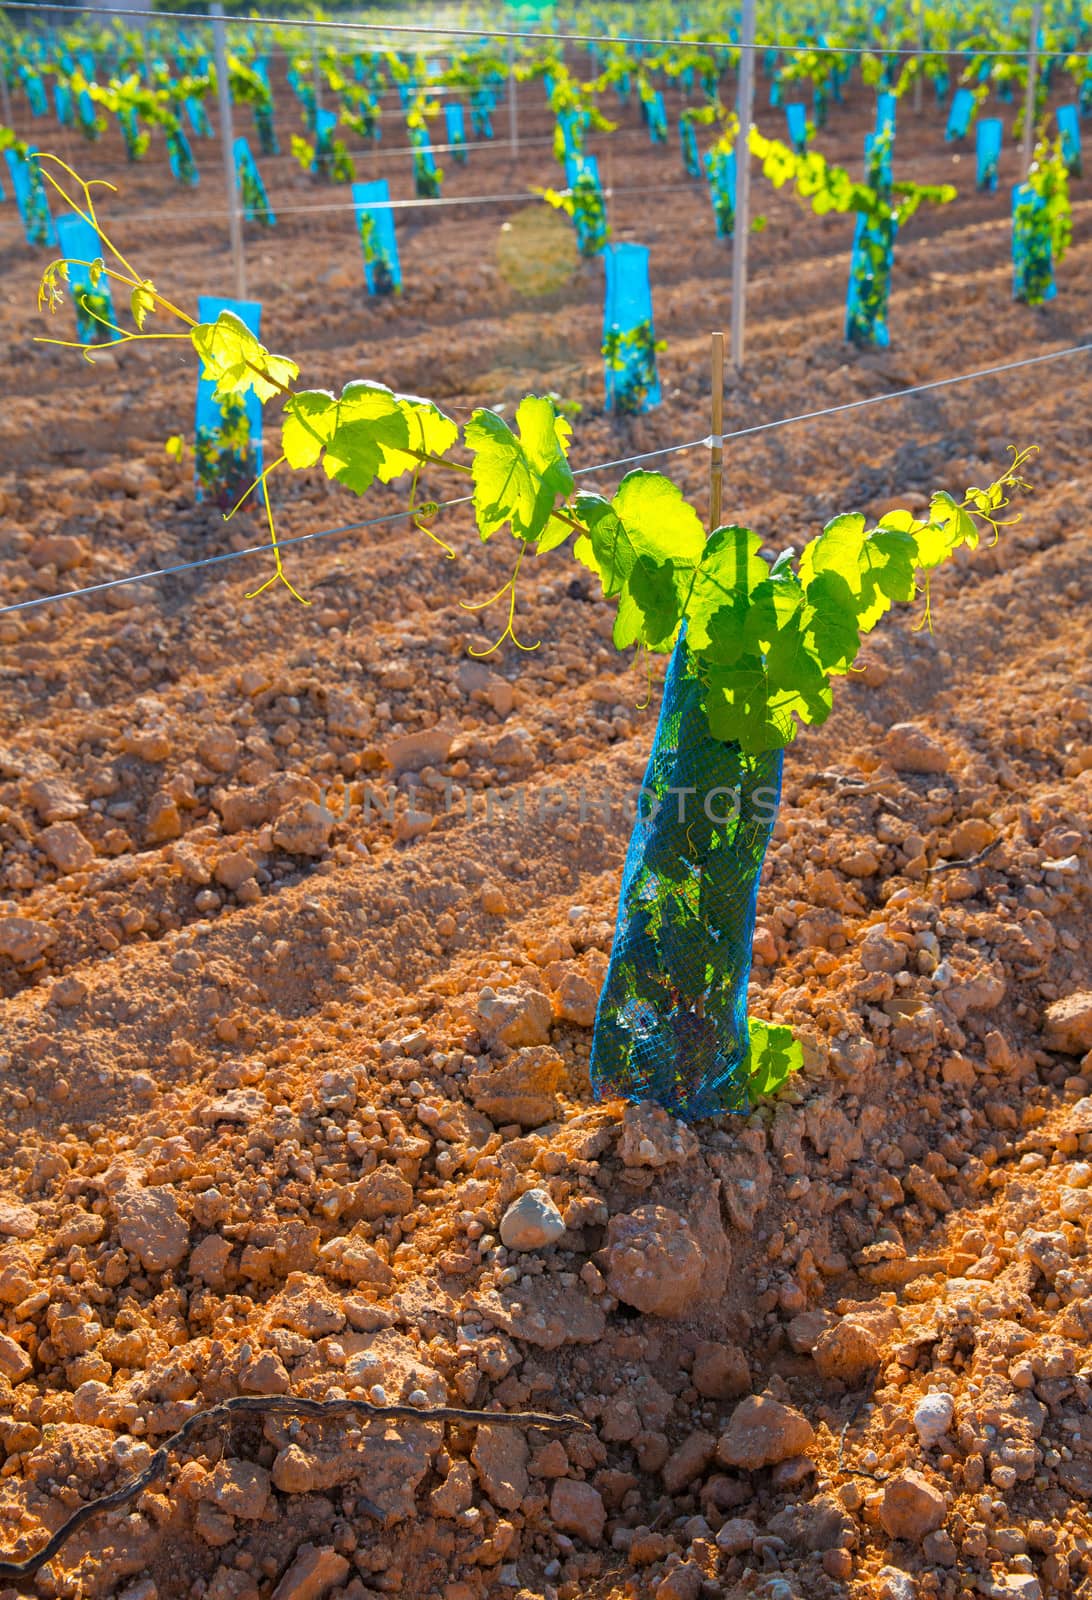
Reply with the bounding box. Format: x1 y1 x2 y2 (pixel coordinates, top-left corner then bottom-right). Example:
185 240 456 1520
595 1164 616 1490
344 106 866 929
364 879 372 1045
411 501 456 558
634 643 654 711
245 475 310 606
460 545 540 657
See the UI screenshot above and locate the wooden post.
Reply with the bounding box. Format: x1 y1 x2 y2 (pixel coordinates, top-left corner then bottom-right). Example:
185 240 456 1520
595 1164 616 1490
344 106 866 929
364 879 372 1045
0 65 13 131
914 0 925 114
709 332 725 532
1021 2 1042 176
211 2 246 301
312 28 324 116
508 36 518 154
729 0 756 370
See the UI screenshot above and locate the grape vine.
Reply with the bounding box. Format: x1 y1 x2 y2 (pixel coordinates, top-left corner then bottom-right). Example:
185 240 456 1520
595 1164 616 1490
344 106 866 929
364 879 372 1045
35 156 1034 761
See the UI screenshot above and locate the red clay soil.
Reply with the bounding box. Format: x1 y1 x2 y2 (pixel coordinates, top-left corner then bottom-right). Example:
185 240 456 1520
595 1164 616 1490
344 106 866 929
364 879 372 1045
0 59 1089 1600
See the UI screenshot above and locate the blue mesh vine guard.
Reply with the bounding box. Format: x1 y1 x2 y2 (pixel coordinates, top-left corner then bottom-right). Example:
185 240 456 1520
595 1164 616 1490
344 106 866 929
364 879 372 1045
590 632 783 1122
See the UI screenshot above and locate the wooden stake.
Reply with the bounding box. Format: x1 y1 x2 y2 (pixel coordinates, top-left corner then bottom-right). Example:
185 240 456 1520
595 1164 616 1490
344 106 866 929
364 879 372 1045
709 331 725 533
914 0 925 114
508 37 519 155
1021 3 1042 177
211 2 246 302
729 0 756 371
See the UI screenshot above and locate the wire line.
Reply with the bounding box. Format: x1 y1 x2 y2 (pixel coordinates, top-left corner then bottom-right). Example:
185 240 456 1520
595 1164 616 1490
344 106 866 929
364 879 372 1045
3 338 1087 621
1 1 1079 61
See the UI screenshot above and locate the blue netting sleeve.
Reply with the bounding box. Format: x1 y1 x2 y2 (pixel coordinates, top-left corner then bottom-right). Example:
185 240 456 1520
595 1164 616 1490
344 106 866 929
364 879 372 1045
590 633 783 1122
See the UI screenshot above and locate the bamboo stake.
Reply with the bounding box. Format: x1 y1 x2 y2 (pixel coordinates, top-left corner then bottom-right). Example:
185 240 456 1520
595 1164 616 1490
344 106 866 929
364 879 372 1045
709 331 725 532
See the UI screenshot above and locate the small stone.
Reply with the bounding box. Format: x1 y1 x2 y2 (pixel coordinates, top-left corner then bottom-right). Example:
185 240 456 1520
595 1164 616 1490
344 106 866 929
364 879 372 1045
716 1394 815 1471
202 1461 271 1521
549 1479 605 1546
813 1318 881 1383
618 1102 700 1169
654 1562 703 1600
0 1200 37 1239
468 1046 564 1129
51 974 88 1009
351 1165 414 1220
39 820 94 873
476 985 553 1049
28 533 88 570
881 723 951 775
213 850 257 891
553 970 599 1028
913 1391 954 1448
878 1470 946 1540
472 1426 529 1512
715 1518 757 1556
878 1568 917 1600
26 776 86 821
145 792 182 843
383 726 454 776
0 916 56 963
1043 993 1092 1056
431 1458 474 1518
113 1180 188 1272
0 1331 32 1382
786 1311 832 1354
691 1341 750 1399
499 1189 565 1251
661 1431 717 1494
604 1205 707 1318
272 801 335 857
270 1545 350 1600
921 1529 957 1567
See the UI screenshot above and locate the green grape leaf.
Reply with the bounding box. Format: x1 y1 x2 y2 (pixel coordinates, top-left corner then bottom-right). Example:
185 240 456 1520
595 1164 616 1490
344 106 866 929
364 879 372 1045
323 381 410 495
191 310 299 403
463 395 573 544
703 656 788 752
686 525 772 662
375 395 458 482
131 278 156 329
763 612 836 732
618 556 683 650
573 471 705 651
799 513 917 634
281 389 338 469
743 1018 803 1099
798 569 864 672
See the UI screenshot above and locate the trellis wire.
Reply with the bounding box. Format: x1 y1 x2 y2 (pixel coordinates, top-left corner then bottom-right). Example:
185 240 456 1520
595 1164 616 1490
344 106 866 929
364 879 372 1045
1 0 1083 59
2 338 1087 620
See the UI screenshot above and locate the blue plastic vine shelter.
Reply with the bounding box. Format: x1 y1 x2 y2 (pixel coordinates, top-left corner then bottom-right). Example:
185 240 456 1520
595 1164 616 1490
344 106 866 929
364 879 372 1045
193 295 264 508
54 211 116 343
706 148 736 237
352 179 402 295
602 243 661 415
875 92 896 139
1057 105 1082 177
976 118 1003 190
785 101 808 152
846 214 897 347
234 137 275 225
946 87 975 141
444 102 467 161
1012 183 1056 304
3 147 55 247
